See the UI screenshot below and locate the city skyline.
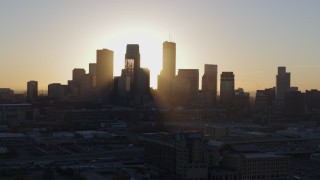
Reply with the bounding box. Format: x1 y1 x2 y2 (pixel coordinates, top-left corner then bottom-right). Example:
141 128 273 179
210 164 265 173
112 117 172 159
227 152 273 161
2 1 320 179
1 0 320 91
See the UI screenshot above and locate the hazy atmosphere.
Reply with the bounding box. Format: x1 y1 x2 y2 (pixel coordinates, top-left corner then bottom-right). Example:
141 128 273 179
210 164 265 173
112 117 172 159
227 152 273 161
1 0 320 92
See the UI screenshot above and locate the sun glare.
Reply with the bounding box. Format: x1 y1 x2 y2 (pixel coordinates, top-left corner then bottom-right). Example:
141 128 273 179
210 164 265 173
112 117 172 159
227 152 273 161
104 27 165 89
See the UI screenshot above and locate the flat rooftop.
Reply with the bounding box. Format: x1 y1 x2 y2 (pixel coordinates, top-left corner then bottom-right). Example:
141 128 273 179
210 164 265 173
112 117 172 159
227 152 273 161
243 153 286 159
0 103 31 107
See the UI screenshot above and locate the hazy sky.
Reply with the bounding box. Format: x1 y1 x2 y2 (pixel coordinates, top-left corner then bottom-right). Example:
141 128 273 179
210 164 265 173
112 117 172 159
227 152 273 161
1 0 320 92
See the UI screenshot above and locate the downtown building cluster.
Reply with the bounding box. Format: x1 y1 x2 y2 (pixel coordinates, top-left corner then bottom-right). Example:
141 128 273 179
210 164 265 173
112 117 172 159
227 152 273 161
1 41 242 110
46 45 151 107
1 41 320 180
1 41 320 115
255 66 320 117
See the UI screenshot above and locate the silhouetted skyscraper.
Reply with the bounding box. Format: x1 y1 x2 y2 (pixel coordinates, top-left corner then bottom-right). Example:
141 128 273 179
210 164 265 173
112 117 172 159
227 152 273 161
125 44 140 93
89 63 96 75
276 66 290 107
136 68 150 95
177 69 199 93
172 69 199 106
220 72 235 107
158 41 176 100
79 74 94 99
89 63 97 87
27 80 38 102
123 44 151 106
72 68 86 83
162 41 176 79
202 64 218 106
96 49 114 98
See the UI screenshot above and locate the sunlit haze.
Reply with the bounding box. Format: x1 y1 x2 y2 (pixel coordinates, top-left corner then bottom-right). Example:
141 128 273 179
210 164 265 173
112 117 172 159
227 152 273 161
1 0 320 92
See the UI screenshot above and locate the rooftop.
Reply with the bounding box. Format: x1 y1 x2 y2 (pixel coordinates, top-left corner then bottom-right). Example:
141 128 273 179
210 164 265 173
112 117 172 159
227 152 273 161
0 133 26 138
243 153 285 159
0 103 31 107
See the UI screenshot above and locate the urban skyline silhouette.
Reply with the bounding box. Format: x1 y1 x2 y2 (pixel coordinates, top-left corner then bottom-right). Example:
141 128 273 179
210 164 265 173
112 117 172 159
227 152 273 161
1 2 320 180
1 1 320 91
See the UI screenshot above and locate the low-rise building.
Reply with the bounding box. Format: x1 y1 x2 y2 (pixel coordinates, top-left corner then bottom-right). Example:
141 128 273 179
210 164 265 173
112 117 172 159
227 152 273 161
204 125 229 138
144 132 207 180
222 153 289 180
0 103 34 122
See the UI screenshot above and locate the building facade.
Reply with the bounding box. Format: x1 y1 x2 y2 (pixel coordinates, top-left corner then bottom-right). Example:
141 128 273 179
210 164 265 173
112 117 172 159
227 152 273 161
158 41 176 100
172 69 199 106
276 67 290 107
125 44 140 94
222 153 289 180
48 83 66 99
27 80 38 102
144 132 208 180
96 49 114 99
202 64 218 107
220 72 235 107
89 63 97 88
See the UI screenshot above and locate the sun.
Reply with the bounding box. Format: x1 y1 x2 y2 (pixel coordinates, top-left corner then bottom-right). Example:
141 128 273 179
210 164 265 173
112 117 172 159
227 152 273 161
104 27 165 89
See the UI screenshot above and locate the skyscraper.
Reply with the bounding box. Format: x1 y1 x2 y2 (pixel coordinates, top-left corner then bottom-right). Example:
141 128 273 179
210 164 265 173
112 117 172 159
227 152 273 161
220 72 235 107
96 49 114 97
72 68 86 83
162 41 176 79
89 63 97 87
27 80 38 102
125 44 140 93
202 64 218 106
172 69 199 106
158 41 176 99
89 63 97 75
136 68 150 95
177 69 199 93
276 66 290 107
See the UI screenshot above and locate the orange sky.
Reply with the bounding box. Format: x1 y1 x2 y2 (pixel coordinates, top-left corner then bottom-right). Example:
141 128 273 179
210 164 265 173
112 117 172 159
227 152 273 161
1 1 320 93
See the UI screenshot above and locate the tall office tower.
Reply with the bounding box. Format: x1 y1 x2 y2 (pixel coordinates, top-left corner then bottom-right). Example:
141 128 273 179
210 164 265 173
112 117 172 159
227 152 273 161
172 69 199 106
220 72 235 107
72 68 86 83
158 41 176 99
70 68 86 97
27 80 38 102
202 64 218 106
89 63 97 87
89 63 96 75
96 49 114 95
162 41 176 78
276 66 290 107
119 69 131 93
125 44 140 93
177 69 199 93
79 74 94 98
136 68 150 95
113 69 131 105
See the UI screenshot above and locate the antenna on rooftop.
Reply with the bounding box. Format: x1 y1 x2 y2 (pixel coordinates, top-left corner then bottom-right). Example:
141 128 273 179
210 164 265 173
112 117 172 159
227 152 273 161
168 34 173 42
